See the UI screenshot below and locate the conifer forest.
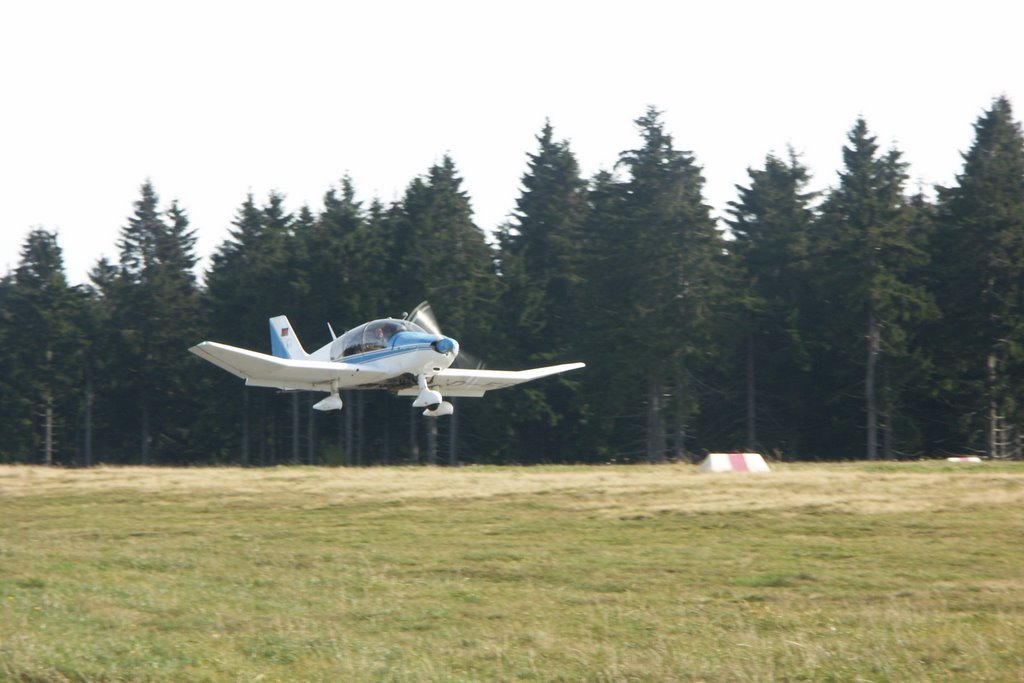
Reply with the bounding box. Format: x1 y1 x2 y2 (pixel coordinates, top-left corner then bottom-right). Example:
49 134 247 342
3 98 1023 467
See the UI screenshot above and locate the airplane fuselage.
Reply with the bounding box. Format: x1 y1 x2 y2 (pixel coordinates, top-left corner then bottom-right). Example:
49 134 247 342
329 332 459 390
310 319 460 389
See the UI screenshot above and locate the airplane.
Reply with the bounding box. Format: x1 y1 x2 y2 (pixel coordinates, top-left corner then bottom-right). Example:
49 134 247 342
189 303 585 417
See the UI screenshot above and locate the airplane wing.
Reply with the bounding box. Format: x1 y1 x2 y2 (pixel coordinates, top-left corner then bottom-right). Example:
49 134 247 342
397 362 586 398
189 341 392 391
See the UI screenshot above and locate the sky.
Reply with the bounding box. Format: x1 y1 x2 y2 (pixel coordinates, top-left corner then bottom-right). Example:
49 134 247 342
2 0 1023 285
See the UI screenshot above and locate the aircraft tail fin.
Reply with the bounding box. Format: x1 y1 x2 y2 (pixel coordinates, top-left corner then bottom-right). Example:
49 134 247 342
269 315 308 359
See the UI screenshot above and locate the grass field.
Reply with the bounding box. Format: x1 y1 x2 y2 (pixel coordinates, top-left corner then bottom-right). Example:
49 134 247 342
1 462 1023 682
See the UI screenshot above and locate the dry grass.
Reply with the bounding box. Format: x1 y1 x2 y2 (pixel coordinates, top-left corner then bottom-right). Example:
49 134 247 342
1 461 1023 682
3 461 1021 515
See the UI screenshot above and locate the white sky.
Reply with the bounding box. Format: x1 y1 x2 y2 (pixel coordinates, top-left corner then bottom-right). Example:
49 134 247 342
2 0 1022 285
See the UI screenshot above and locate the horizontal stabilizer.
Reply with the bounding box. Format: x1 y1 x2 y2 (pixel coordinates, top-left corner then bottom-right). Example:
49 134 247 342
398 362 585 398
189 341 391 391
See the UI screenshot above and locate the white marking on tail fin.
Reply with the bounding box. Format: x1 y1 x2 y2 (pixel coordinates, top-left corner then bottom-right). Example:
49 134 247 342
269 315 308 359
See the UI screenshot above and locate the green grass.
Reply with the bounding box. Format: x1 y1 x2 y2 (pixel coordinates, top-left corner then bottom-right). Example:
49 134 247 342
1 462 1023 682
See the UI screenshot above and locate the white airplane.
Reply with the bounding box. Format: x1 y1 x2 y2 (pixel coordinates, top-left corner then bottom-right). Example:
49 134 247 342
189 303 585 417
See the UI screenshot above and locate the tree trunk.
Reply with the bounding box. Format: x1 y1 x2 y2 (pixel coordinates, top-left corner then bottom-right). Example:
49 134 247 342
344 390 353 466
865 306 879 460
291 392 300 464
84 369 94 468
44 389 54 466
882 363 893 459
141 402 151 465
746 335 757 452
337 403 344 465
241 389 250 467
382 398 391 466
987 351 998 458
448 400 458 466
409 404 419 464
356 391 365 466
646 376 665 463
267 406 275 465
426 418 437 465
43 345 55 466
259 395 267 466
673 372 690 462
307 396 315 465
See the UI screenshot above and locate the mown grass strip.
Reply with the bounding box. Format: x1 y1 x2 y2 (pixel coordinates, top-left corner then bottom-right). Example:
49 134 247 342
1 462 1022 681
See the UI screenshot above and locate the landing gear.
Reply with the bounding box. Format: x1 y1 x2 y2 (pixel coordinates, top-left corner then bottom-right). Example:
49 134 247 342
313 393 343 411
412 373 453 417
313 382 343 412
423 401 454 417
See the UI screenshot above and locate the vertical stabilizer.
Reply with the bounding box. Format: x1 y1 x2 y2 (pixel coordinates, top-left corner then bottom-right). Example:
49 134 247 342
269 315 308 359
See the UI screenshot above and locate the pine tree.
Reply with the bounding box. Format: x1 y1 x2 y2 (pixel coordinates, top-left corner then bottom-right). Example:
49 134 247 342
0 272 23 460
499 122 588 350
300 177 369 333
932 96 1024 457
299 178 390 467
203 191 302 465
101 182 202 463
815 120 934 459
391 156 500 347
496 121 589 460
575 170 631 460
580 108 725 461
0 230 86 463
388 156 502 464
726 150 818 456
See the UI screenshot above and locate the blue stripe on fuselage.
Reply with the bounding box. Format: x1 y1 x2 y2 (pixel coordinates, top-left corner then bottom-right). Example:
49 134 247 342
341 346 426 365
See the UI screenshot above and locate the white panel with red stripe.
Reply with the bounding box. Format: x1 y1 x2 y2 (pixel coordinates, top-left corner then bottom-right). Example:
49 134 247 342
698 452 771 473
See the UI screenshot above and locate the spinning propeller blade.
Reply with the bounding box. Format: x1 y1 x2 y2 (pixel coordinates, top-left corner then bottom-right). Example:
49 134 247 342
406 301 443 338
456 349 485 370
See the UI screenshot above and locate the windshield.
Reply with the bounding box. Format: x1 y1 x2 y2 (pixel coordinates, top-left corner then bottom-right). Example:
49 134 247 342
335 319 428 358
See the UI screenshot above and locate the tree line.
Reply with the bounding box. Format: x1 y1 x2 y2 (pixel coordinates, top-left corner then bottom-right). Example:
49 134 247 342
2 97 1022 466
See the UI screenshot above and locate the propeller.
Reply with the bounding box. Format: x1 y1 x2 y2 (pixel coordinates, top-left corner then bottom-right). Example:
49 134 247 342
405 301 486 369
406 301 443 338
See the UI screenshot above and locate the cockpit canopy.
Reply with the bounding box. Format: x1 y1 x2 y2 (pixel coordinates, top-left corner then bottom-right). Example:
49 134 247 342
331 319 427 359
